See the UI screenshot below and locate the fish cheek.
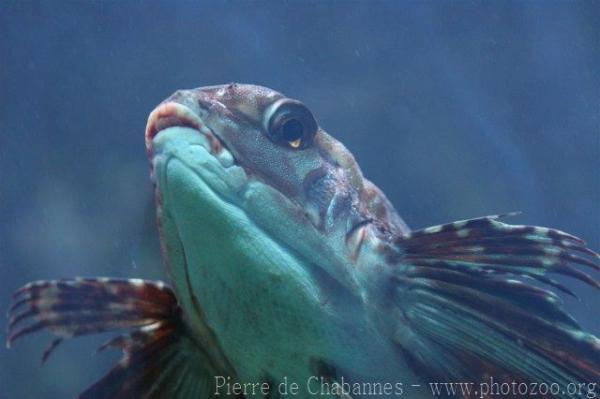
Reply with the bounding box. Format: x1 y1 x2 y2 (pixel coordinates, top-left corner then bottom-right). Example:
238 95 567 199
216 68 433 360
303 165 354 232
219 117 322 200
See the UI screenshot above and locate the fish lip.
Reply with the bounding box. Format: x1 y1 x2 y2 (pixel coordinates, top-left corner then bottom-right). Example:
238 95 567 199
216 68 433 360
145 101 226 158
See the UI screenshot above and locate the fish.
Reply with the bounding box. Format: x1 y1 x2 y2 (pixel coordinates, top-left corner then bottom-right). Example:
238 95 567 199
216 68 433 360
6 83 600 398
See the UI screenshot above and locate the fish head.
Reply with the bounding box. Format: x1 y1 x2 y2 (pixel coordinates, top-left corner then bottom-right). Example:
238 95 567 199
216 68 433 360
146 84 407 300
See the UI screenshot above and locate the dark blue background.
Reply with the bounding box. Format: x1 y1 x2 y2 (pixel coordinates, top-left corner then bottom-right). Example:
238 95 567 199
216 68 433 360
1 2 598 398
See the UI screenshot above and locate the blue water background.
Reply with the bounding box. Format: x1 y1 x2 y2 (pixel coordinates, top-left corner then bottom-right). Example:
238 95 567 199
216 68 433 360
1 2 598 398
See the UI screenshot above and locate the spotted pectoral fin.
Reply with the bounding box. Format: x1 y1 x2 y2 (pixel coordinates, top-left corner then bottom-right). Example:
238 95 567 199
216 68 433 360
389 215 600 397
7 277 235 398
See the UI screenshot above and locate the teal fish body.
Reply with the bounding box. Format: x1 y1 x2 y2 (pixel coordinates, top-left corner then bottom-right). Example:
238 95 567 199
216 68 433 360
147 85 418 393
7 84 599 398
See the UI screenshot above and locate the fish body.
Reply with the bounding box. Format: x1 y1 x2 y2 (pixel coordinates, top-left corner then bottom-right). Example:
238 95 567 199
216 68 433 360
148 87 416 393
7 84 600 398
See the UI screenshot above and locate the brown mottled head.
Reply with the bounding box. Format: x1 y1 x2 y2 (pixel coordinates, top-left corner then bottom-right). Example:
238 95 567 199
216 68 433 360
146 84 407 292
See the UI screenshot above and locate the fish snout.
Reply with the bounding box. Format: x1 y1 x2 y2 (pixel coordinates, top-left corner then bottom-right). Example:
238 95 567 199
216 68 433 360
145 100 224 158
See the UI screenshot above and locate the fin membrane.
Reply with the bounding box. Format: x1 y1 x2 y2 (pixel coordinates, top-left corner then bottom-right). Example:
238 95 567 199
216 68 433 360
391 215 600 398
7 277 231 398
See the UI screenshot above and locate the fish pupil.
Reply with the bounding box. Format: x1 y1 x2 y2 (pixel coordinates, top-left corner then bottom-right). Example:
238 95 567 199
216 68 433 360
281 118 304 142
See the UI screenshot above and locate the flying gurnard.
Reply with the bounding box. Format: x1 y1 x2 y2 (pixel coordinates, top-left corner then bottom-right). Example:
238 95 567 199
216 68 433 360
7 84 600 398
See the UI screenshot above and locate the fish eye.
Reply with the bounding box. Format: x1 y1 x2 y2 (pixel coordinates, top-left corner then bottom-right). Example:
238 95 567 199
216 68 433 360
266 99 318 150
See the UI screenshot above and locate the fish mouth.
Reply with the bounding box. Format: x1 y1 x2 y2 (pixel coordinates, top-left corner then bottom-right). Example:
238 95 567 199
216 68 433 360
146 100 248 214
145 101 232 166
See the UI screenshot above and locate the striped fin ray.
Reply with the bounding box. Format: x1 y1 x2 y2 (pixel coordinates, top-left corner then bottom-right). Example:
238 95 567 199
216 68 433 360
7 278 176 353
6 277 227 398
396 214 599 293
390 215 600 398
